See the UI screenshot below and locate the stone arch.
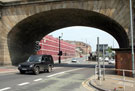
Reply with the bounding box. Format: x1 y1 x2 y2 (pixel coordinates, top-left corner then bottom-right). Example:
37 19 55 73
7 9 129 65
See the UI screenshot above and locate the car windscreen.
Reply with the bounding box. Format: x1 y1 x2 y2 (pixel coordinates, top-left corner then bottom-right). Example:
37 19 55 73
27 55 42 62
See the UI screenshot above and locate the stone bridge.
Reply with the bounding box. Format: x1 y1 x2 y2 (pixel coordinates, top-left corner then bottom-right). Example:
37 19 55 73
0 0 134 65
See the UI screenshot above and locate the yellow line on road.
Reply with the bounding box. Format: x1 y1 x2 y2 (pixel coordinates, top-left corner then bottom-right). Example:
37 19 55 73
82 76 96 91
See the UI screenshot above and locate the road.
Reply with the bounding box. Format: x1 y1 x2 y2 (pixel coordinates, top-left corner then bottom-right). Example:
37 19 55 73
0 59 114 91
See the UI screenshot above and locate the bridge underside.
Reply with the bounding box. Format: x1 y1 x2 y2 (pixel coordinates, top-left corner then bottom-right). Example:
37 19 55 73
8 9 129 65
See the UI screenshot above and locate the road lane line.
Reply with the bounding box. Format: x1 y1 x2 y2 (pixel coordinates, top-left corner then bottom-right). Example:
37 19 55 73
47 72 65 77
18 82 30 86
34 78 43 82
63 68 84 73
53 67 63 69
0 87 11 91
47 68 84 78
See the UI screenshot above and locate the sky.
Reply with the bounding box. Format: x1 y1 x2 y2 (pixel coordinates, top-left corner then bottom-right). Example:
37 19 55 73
48 26 119 52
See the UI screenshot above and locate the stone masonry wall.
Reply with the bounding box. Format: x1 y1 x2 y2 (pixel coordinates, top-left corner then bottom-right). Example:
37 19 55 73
0 0 132 65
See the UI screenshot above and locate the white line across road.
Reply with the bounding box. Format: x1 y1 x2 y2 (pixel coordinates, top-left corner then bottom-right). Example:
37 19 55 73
18 82 30 86
34 78 43 82
47 68 84 78
0 87 11 91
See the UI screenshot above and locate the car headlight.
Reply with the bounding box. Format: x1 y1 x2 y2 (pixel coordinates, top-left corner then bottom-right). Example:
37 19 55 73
18 64 21 67
30 64 34 67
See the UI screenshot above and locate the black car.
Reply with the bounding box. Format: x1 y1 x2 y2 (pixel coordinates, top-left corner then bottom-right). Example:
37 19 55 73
18 55 54 75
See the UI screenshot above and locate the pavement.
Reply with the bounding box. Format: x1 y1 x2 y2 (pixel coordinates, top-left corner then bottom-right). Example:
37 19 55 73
0 65 18 74
83 74 135 91
80 61 135 91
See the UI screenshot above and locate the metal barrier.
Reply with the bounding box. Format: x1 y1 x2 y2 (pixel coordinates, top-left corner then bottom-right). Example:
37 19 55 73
94 65 135 91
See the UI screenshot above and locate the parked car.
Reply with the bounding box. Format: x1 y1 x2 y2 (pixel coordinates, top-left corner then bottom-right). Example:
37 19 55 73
18 55 54 75
71 58 77 62
105 57 109 62
108 59 115 64
99 57 103 61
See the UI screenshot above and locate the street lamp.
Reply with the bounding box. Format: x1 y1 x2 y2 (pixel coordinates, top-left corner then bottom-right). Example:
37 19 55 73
129 0 135 77
97 37 101 80
58 33 63 64
86 39 88 60
103 45 105 80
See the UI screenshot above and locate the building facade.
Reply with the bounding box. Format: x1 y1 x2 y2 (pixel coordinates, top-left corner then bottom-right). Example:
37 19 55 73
65 40 91 57
37 35 76 61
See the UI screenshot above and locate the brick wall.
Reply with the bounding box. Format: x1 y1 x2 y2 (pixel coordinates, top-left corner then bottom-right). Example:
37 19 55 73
37 35 76 61
115 50 135 77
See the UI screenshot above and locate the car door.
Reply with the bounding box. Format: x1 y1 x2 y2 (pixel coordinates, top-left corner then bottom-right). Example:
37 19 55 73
40 56 46 71
48 56 54 66
43 56 49 69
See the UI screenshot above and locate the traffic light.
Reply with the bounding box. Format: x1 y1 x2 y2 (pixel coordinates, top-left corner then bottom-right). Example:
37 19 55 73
58 51 63 56
35 41 41 51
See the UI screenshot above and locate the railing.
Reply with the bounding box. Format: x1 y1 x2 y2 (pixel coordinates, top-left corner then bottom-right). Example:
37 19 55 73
95 65 135 91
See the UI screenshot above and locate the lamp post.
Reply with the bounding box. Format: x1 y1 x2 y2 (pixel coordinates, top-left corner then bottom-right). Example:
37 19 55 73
42 39 43 54
103 45 105 80
86 39 87 61
97 37 101 80
129 0 135 77
58 36 61 64
58 33 63 64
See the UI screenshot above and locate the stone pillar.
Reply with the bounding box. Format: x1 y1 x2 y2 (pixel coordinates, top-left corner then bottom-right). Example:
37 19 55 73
0 4 11 65
0 3 4 65
0 37 4 65
3 38 11 65
0 37 11 65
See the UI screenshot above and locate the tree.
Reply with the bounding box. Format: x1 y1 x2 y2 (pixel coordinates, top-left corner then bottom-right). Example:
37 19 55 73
107 47 112 53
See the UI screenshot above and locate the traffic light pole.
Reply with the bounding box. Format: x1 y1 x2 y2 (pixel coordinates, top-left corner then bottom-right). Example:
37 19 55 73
103 45 105 80
59 36 61 64
97 37 101 80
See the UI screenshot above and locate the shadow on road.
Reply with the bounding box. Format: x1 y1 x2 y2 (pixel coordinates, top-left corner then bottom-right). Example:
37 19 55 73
54 63 115 69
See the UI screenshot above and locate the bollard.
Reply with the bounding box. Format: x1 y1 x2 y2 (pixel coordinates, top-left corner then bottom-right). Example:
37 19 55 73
114 88 116 91
94 65 96 80
123 70 125 91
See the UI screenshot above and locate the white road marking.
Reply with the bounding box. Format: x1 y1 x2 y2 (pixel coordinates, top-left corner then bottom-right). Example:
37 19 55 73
0 87 11 91
47 72 65 77
47 68 83 77
34 78 43 82
18 82 30 86
0 68 83 90
63 68 83 73
53 67 62 69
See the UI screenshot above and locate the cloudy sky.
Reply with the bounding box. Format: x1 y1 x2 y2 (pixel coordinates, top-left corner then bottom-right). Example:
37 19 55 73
48 26 119 52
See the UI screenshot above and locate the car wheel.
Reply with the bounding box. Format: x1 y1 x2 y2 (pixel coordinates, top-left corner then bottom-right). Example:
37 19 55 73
20 70 25 74
47 66 52 73
34 67 39 75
